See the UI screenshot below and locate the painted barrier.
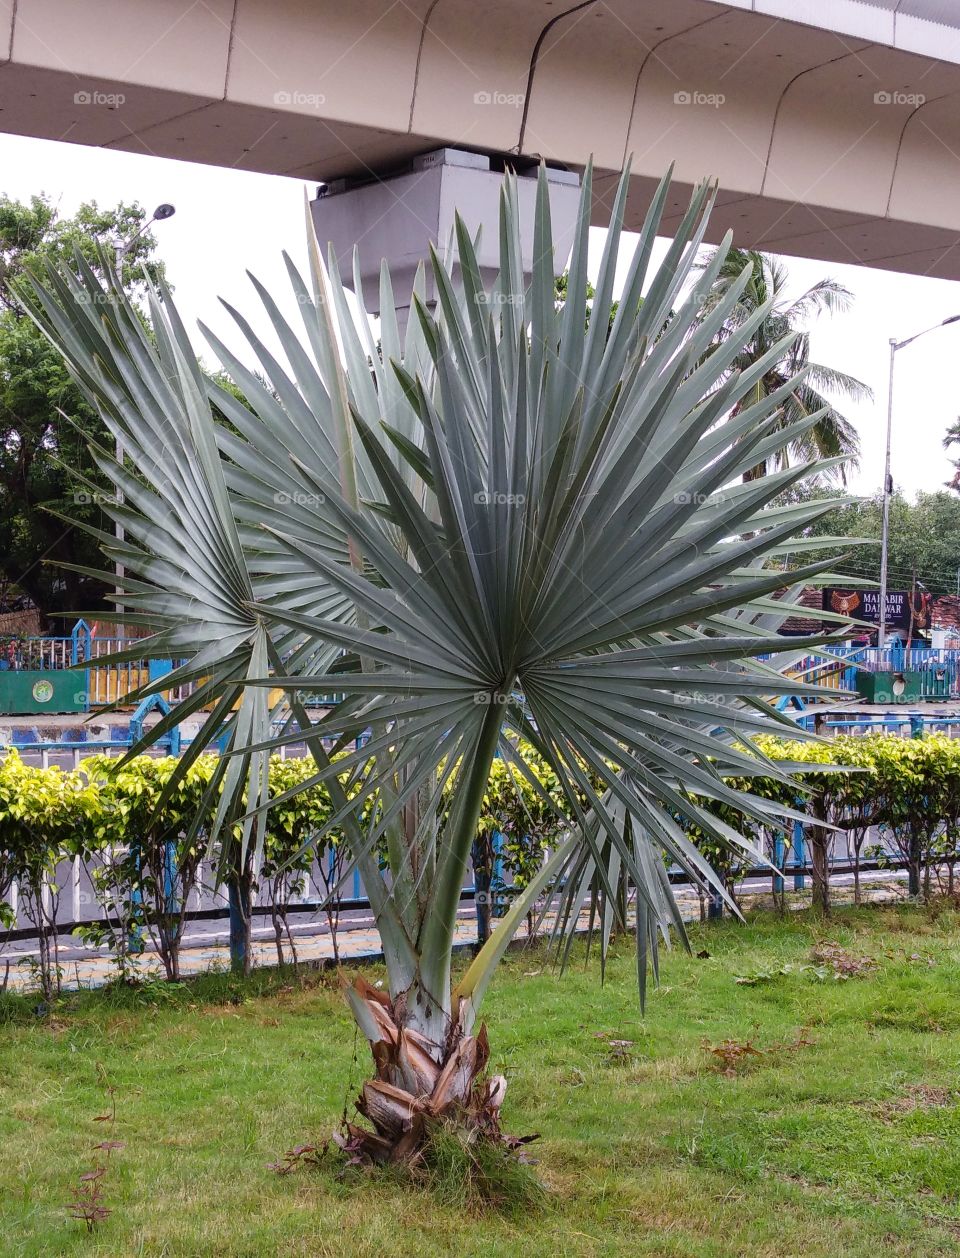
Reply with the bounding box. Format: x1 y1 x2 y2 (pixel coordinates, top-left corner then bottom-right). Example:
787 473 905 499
0 621 346 712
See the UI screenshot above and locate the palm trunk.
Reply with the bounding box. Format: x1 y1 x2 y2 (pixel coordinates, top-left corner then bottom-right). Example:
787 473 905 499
336 977 507 1165
338 704 510 1162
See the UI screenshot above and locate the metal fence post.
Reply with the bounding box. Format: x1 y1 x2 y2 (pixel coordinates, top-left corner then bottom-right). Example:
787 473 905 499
773 831 785 896
71 619 91 666
163 840 178 953
492 830 505 905
128 838 145 956
792 819 806 891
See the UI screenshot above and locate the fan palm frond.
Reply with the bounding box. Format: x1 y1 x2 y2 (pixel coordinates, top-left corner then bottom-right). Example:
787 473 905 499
19 162 860 1155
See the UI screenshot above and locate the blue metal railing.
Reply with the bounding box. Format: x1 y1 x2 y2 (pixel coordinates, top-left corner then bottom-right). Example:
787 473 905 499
786 645 960 702
0 621 345 712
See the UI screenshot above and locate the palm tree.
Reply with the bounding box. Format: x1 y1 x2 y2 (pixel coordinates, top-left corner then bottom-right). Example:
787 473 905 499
21 164 847 1163
698 248 871 483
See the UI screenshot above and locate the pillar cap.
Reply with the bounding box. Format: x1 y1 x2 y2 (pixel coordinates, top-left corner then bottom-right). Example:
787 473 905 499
311 148 582 315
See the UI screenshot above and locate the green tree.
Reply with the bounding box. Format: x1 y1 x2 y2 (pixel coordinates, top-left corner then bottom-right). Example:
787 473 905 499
867 735 960 899
79 753 217 983
794 487 960 596
553 271 618 329
25 165 847 1164
0 195 164 626
699 248 870 483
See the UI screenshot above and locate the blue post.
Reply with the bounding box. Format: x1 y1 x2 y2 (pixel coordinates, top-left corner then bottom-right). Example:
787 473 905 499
493 829 505 884
71 622 93 711
910 714 923 739
128 837 145 956
792 820 806 891
707 886 724 919
131 693 180 754
71 619 91 666
163 840 178 918
148 658 174 685
773 831 786 896
329 843 360 900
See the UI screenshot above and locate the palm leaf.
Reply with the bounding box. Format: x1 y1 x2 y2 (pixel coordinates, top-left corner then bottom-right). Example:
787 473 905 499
19 162 862 1037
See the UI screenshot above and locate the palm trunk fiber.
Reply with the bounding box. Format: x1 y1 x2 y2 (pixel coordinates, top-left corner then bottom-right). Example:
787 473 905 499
335 976 510 1164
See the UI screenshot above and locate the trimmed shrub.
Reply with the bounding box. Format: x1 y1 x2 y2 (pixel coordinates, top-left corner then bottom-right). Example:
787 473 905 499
0 750 99 996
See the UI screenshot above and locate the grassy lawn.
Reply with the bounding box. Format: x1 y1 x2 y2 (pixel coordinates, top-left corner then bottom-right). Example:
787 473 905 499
3 904 960 1256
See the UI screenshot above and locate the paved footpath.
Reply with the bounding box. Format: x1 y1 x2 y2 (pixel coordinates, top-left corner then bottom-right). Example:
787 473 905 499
3 870 911 994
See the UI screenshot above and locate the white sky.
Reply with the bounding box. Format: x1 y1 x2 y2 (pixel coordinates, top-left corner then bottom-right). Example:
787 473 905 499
3 129 958 501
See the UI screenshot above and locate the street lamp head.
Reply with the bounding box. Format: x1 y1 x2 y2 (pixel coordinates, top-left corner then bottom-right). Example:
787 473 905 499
895 315 960 350
153 204 176 221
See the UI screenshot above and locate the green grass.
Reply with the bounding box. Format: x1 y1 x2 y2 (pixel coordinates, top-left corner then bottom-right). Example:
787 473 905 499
4 904 960 1256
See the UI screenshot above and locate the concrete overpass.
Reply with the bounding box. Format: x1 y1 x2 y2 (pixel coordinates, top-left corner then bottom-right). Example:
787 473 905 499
3 1 960 277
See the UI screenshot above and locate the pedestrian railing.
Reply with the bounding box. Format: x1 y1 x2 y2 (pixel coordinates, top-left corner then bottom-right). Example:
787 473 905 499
785 645 960 702
0 814 917 951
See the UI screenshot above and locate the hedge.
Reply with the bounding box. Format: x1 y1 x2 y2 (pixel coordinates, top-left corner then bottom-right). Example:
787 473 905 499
4 733 960 989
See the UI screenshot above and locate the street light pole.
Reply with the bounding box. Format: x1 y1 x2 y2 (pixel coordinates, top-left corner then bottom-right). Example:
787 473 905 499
878 339 896 651
115 202 175 268
113 204 176 640
878 313 960 651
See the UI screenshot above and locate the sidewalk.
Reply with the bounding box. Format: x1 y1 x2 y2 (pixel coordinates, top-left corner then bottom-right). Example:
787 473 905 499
1 869 913 995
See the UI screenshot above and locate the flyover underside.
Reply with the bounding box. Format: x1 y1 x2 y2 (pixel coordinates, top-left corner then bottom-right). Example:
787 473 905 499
4 0 960 276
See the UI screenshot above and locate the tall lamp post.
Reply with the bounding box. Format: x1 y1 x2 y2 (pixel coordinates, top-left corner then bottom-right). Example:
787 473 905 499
116 202 176 266
878 314 960 650
113 205 176 639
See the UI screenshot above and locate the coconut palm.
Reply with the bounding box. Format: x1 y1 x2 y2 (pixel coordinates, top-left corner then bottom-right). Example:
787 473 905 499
20 163 849 1162
698 248 870 483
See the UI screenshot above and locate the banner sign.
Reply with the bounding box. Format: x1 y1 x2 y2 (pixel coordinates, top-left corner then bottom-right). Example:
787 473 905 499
821 588 931 634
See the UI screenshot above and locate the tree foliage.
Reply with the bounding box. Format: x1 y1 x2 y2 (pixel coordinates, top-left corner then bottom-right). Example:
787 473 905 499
791 486 960 596
698 247 870 483
0 749 98 995
0 195 165 624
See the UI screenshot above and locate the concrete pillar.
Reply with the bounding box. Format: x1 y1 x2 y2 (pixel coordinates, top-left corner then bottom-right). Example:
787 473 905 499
310 148 580 329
